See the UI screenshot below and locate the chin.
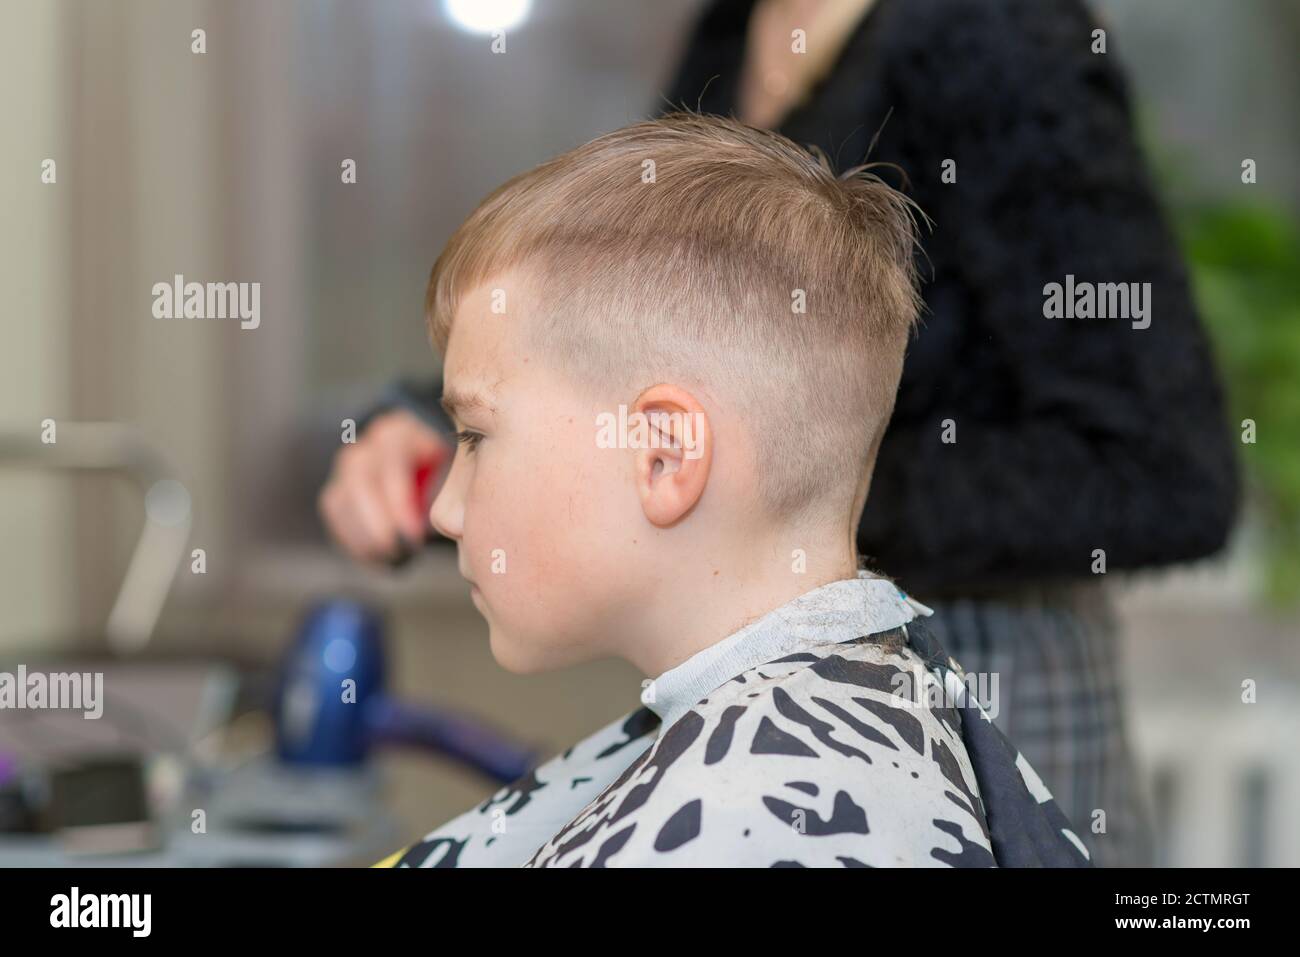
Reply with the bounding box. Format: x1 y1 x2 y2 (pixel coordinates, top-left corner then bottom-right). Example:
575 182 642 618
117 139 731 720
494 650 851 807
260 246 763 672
488 626 594 675
487 628 546 675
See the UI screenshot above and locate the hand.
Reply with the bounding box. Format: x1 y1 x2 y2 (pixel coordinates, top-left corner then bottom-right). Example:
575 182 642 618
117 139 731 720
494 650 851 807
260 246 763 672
318 408 450 565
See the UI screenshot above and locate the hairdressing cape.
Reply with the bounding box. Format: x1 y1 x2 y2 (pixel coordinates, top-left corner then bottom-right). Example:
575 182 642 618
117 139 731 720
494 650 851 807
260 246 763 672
376 574 1092 868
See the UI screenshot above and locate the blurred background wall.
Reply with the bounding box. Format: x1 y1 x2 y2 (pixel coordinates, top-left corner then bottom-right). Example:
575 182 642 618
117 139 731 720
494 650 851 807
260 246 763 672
2 0 1297 865
1 0 75 647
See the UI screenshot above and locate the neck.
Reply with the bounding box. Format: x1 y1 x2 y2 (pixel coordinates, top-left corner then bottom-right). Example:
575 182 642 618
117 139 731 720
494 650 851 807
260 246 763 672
621 524 859 677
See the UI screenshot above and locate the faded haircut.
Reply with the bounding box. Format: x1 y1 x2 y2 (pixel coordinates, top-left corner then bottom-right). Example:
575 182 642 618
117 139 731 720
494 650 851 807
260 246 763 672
426 112 923 520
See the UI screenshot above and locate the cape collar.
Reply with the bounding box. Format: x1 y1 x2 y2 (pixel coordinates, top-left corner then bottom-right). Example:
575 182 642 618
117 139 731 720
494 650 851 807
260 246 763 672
642 571 931 733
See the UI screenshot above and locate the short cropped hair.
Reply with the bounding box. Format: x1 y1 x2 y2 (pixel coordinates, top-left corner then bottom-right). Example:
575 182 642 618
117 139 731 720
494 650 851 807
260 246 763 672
427 112 922 519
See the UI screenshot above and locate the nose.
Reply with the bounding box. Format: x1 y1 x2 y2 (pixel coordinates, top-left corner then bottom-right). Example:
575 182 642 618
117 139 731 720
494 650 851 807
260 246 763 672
428 454 465 542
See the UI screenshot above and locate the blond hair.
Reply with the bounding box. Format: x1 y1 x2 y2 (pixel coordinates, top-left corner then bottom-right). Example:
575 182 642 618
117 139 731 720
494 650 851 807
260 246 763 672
427 112 922 519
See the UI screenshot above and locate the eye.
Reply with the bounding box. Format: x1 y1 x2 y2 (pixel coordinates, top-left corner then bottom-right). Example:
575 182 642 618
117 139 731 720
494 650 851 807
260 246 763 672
454 429 485 453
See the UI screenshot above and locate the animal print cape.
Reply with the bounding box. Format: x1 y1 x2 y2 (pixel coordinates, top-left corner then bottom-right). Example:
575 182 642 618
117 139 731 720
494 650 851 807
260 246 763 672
376 575 1093 867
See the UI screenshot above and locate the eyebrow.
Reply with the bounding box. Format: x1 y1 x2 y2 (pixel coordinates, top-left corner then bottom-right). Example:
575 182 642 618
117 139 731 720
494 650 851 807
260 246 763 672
440 386 496 421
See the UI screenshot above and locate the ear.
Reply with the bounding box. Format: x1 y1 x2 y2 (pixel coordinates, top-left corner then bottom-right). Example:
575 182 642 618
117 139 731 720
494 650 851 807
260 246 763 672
632 384 713 528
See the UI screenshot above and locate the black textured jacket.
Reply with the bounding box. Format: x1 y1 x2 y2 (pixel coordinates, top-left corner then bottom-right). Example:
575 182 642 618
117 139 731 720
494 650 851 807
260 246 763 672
370 0 1239 596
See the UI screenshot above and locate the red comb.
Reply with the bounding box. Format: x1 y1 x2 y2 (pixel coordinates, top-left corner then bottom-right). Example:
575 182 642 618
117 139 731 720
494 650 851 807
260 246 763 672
412 446 449 515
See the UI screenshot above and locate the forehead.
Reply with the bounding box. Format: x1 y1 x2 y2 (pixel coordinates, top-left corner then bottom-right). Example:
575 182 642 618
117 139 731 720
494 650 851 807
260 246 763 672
442 276 524 380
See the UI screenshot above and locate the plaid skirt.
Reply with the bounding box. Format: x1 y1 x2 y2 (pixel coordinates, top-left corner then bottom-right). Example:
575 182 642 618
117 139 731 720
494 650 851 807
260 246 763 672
923 581 1154 867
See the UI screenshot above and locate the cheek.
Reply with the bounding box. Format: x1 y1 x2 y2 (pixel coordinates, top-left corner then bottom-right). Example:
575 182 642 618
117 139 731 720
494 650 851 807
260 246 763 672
458 456 513 580
467 417 626 611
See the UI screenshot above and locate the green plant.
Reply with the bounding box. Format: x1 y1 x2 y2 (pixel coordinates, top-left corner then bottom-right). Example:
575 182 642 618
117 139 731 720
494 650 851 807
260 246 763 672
1175 203 1300 603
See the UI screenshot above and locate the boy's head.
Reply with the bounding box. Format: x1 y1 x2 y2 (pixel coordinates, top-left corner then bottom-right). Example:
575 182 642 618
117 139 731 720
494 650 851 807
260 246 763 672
427 113 922 674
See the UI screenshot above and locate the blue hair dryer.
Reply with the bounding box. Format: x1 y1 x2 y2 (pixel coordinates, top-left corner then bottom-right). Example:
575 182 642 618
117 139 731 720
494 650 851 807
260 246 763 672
274 599 538 783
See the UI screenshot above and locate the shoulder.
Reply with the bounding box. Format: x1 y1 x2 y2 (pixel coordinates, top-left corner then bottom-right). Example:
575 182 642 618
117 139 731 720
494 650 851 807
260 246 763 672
883 0 1099 59
877 0 1124 119
528 631 995 867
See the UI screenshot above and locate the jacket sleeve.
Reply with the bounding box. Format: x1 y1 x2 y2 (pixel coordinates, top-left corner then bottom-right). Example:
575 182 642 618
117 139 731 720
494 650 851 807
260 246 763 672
857 0 1239 591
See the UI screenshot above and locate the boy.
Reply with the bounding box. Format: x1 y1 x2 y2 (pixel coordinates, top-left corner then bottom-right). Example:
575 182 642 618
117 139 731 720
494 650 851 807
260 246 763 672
375 114 1091 867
